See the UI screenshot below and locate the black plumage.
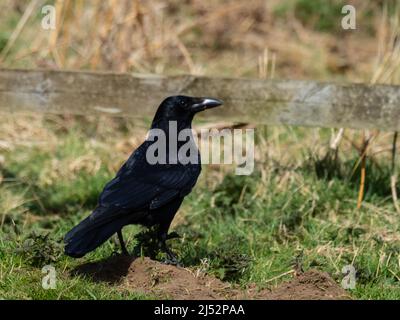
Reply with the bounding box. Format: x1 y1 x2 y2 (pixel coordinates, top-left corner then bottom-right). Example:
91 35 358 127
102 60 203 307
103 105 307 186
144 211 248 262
64 96 222 263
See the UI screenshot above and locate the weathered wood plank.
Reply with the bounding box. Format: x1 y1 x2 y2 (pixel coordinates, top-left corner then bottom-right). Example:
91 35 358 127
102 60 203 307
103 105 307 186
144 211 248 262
1 68 400 131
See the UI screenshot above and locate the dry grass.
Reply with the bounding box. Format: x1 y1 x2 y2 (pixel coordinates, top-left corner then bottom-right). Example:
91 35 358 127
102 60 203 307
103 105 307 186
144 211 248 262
0 0 389 79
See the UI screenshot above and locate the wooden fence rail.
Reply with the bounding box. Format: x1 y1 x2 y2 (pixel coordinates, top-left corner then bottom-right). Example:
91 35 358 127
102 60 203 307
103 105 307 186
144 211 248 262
1 68 400 131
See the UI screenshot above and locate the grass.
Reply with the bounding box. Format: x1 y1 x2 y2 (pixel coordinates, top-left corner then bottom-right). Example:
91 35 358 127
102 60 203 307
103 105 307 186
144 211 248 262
0 0 387 80
274 0 347 32
0 0 400 300
0 115 399 300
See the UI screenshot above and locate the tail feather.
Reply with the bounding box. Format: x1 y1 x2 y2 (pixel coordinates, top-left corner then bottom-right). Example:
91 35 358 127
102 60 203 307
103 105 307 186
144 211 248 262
64 206 135 258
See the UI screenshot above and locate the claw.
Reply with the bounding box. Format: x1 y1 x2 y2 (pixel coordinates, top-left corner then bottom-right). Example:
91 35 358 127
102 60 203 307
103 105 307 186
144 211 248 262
158 230 183 266
162 255 183 267
161 243 183 267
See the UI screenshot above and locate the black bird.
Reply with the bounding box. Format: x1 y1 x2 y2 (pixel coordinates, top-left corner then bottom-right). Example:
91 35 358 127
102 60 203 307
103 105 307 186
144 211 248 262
64 96 222 263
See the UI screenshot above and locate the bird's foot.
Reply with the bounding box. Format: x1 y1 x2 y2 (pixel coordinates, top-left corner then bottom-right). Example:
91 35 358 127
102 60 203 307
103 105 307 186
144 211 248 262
162 256 183 267
161 247 183 267
167 231 181 240
117 230 130 256
112 248 129 256
121 247 130 256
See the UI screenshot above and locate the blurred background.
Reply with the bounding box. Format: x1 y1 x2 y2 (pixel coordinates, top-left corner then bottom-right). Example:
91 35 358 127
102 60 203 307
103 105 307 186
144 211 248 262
0 0 398 80
1 0 400 300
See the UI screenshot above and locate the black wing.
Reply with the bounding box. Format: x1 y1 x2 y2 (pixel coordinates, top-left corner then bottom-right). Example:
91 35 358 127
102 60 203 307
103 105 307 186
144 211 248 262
99 142 201 212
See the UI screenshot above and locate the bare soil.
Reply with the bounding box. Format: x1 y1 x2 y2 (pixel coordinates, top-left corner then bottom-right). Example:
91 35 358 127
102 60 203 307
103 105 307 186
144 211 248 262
74 255 351 300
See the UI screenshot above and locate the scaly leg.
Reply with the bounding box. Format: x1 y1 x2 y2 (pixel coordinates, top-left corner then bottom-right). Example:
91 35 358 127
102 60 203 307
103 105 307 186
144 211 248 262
152 196 184 266
159 231 182 266
117 229 129 255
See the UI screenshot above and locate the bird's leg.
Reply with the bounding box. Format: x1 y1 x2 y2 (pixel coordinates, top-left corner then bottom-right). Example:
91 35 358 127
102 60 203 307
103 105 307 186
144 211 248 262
158 230 182 267
117 230 129 255
154 197 184 266
158 224 182 267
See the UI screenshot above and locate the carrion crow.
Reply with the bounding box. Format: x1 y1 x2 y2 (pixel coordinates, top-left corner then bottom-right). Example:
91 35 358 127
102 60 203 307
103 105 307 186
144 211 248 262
64 96 222 264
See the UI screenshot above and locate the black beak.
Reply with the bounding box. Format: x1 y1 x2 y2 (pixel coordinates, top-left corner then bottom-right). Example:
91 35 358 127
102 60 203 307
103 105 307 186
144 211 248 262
191 98 223 113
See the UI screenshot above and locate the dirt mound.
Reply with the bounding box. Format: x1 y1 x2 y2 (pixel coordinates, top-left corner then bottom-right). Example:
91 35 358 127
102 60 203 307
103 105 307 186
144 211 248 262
122 258 232 299
241 270 350 300
74 256 350 300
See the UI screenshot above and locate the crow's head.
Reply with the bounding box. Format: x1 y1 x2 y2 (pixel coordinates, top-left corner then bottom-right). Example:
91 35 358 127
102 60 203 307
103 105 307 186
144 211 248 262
152 95 223 127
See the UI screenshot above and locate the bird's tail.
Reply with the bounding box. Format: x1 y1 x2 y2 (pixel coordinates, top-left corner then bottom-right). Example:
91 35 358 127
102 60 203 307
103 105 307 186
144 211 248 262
64 206 133 258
